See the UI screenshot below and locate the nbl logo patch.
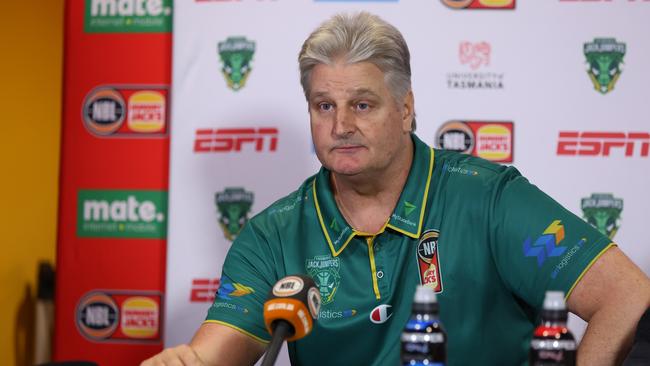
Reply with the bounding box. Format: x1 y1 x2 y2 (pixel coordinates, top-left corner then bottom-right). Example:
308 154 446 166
416 230 443 293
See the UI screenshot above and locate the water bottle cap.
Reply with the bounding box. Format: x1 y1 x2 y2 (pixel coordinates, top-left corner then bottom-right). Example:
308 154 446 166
543 291 566 310
414 285 437 304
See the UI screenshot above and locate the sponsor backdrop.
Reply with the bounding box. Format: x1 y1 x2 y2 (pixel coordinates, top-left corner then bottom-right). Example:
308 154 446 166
54 0 171 364
167 1 650 364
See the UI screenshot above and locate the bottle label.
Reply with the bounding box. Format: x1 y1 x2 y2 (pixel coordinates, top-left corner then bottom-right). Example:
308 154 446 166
401 332 445 344
530 339 576 351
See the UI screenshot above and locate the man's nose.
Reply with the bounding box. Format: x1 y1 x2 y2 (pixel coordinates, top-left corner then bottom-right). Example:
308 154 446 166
333 108 354 137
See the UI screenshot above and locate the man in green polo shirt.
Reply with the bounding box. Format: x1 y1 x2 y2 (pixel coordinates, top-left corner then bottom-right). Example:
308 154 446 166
143 12 650 366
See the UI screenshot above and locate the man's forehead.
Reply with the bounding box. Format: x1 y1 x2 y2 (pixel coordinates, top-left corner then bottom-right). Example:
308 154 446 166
310 87 381 100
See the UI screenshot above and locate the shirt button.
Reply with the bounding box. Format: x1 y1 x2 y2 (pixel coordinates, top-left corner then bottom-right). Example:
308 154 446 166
376 270 384 279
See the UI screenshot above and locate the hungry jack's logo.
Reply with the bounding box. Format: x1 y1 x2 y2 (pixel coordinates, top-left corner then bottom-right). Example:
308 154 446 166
416 230 443 293
82 86 169 137
436 121 514 163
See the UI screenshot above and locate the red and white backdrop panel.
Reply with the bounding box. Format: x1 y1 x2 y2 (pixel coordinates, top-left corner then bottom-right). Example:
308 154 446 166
55 0 171 365
166 0 650 364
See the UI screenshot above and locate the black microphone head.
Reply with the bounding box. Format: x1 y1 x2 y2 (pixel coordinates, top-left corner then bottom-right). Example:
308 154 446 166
263 274 321 341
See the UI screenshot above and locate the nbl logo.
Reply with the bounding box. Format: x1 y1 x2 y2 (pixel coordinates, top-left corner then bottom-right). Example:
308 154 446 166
416 230 443 293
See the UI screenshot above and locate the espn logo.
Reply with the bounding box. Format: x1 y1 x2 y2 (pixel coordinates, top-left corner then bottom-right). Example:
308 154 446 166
194 128 278 152
557 131 649 157
190 278 220 302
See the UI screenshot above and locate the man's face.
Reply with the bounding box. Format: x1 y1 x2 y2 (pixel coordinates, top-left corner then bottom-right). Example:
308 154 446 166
308 61 413 177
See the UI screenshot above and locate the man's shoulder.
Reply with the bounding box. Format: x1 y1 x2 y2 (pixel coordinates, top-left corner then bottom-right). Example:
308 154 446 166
433 149 524 192
248 173 317 227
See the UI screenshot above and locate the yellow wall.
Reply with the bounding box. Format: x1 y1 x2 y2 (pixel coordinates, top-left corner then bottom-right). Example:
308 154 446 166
0 1 64 365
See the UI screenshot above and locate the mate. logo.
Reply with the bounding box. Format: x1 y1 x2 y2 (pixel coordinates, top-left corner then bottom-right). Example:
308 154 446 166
306 255 341 305
581 193 623 239
218 37 256 91
584 38 626 94
416 230 443 293
215 188 254 241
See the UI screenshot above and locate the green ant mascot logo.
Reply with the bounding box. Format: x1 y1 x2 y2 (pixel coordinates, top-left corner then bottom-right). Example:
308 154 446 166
218 37 256 91
581 193 623 239
584 38 626 94
215 188 254 241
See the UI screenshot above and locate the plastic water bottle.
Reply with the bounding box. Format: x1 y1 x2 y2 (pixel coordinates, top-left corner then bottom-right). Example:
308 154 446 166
529 291 576 366
400 285 446 365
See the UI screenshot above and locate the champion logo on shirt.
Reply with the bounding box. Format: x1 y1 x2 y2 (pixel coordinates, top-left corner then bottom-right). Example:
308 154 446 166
369 304 393 324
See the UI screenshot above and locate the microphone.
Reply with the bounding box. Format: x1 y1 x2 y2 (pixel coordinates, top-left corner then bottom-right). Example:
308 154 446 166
261 274 321 366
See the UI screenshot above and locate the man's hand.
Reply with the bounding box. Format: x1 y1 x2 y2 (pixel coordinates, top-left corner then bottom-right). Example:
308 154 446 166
140 322 266 366
567 246 650 365
141 344 205 366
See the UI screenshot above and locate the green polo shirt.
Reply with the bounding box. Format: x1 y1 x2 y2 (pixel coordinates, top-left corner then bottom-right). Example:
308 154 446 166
206 134 613 366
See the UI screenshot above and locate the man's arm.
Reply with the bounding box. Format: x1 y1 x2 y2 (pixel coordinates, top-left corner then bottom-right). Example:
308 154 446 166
567 246 650 365
141 322 266 366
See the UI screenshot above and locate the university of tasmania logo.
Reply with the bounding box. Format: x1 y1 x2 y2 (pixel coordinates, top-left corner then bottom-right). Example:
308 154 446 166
306 255 341 305
218 37 256 91
215 188 254 241
584 38 626 94
581 193 623 239
416 230 443 293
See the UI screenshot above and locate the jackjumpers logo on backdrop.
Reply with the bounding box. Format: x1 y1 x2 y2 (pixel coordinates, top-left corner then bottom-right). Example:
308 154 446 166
435 120 514 163
82 86 169 137
557 131 649 157
581 193 623 239
194 127 279 152
218 37 256 91
76 290 162 343
77 189 168 238
84 0 172 33
447 41 504 90
441 0 515 9
306 255 341 305
584 38 626 94
215 188 254 241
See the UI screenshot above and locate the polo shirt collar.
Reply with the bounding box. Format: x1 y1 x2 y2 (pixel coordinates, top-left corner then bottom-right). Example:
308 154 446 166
312 134 435 257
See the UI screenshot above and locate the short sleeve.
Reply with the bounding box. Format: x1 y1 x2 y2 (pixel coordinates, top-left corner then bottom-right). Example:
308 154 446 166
205 219 277 343
489 168 614 309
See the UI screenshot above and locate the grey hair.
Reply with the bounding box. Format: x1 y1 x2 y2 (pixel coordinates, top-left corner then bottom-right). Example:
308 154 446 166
298 12 416 130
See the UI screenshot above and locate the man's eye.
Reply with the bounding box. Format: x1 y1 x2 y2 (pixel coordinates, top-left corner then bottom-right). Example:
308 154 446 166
319 103 333 112
356 103 370 111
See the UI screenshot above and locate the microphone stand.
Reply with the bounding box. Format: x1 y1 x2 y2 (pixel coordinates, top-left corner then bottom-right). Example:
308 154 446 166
261 321 294 366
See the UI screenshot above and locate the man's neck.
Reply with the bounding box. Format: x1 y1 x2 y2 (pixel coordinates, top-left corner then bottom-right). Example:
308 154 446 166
331 138 414 234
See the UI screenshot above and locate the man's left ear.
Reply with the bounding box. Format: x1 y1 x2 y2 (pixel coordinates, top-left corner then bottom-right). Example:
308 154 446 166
401 90 415 132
